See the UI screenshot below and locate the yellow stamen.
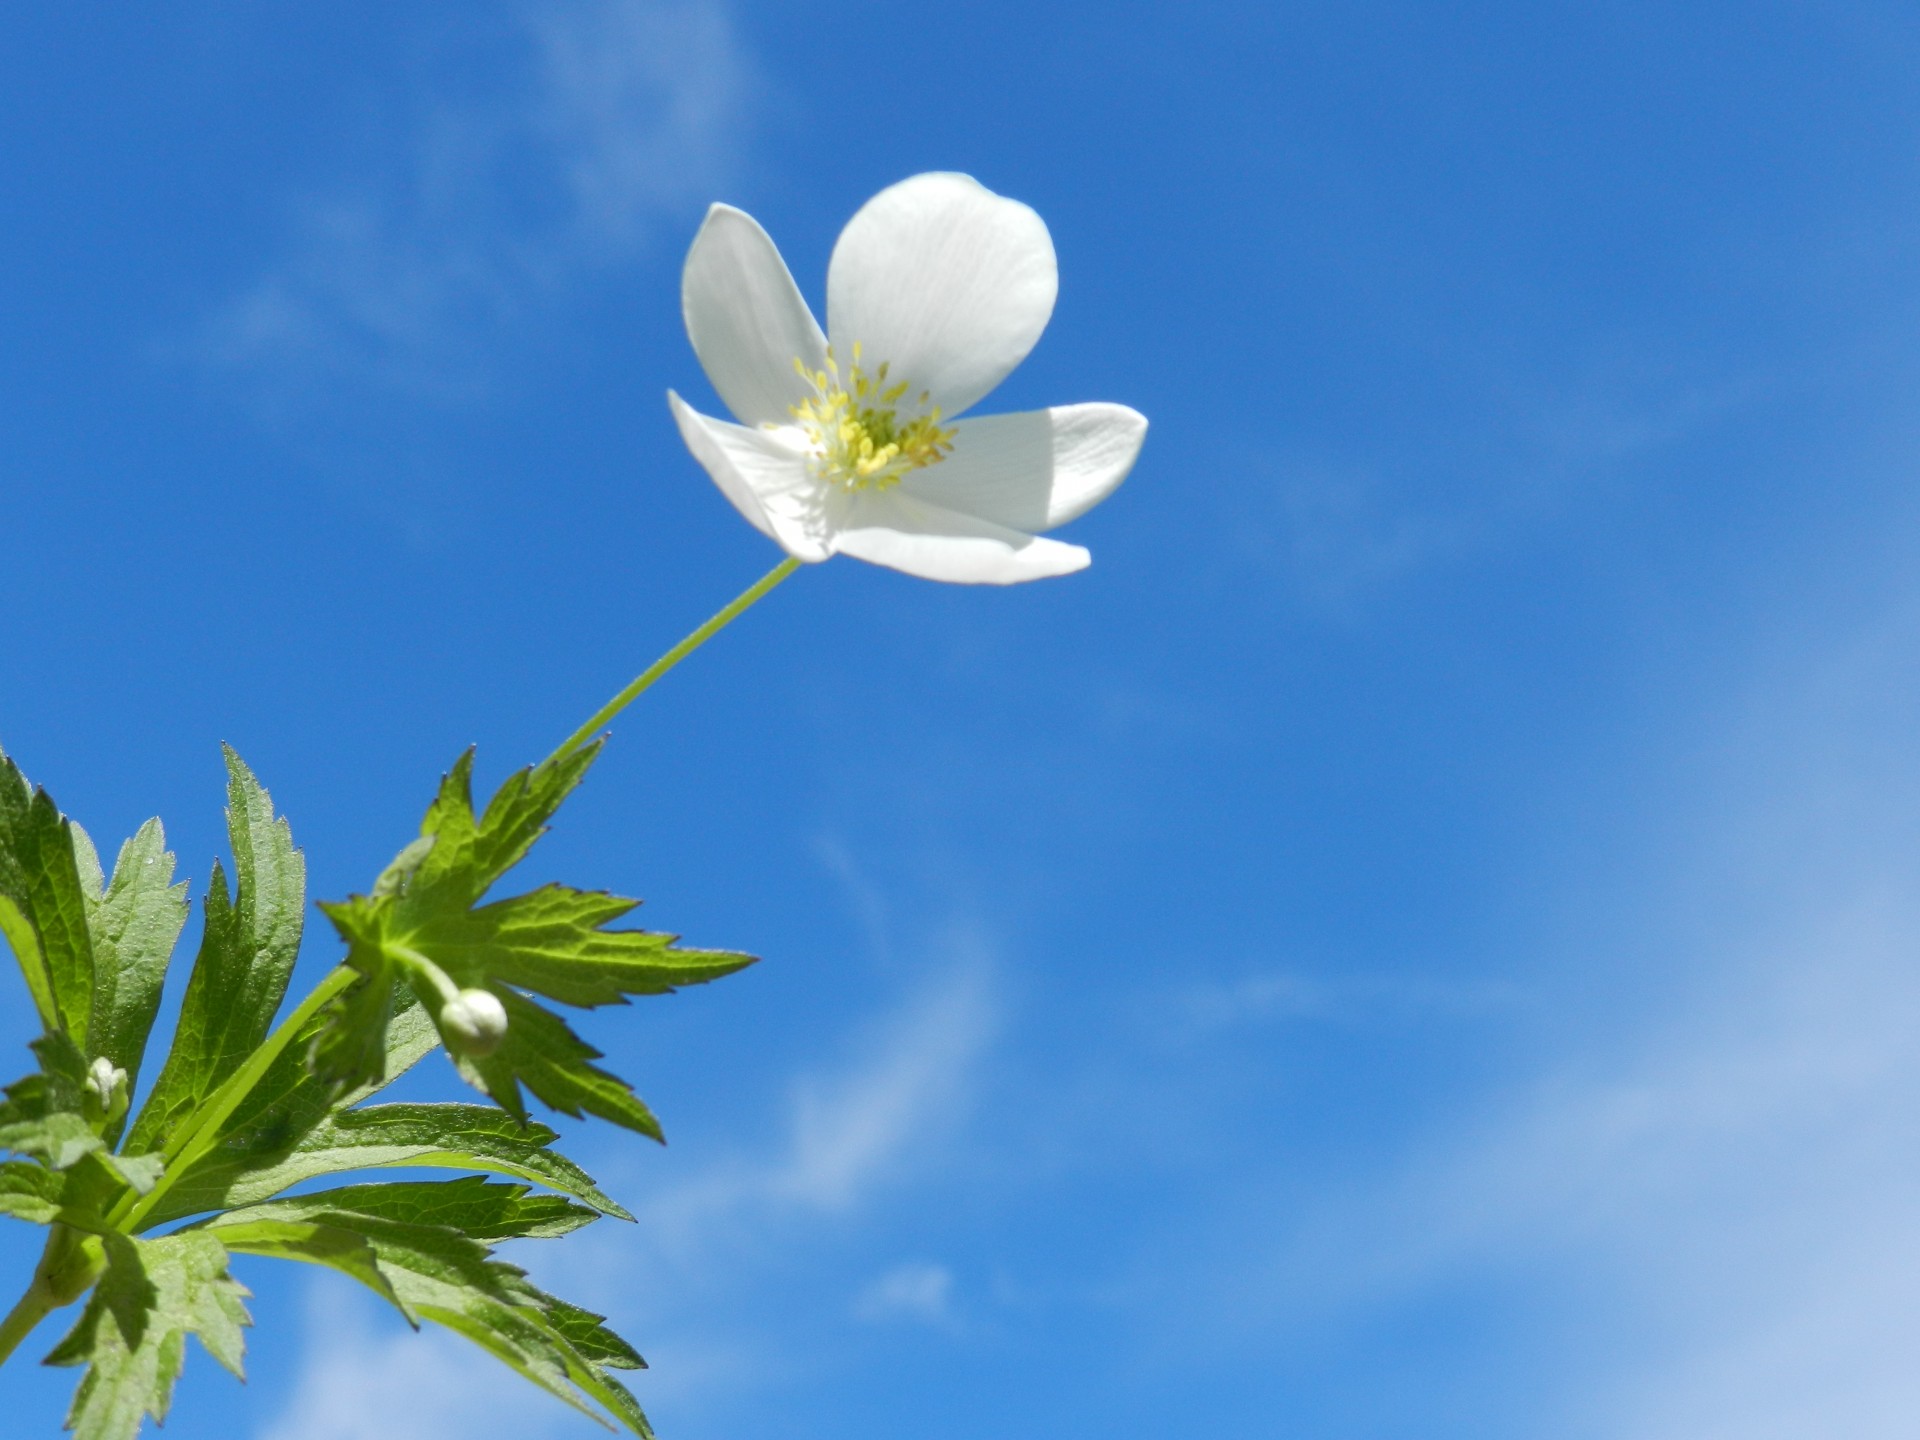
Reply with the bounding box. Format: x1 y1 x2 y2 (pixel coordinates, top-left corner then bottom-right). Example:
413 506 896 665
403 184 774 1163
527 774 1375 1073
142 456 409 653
784 345 955 492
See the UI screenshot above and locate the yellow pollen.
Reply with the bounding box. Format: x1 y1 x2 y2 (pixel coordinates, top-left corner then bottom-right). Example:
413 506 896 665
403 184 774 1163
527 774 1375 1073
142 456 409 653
784 343 955 492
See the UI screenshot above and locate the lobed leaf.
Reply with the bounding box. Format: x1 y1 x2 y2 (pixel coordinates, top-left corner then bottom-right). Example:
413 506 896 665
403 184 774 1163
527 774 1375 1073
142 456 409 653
152 1100 628 1223
0 748 97 1039
0 1158 66 1224
206 1177 649 1434
0 1034 104 1171
418 884 756 1008
222 1176 601 1242
123 749 305 1156
139 997 441 1228
410 746 603 910
70 820 189 1106
315 745 752 1131
44 1231 250 1440
456 991 663 1139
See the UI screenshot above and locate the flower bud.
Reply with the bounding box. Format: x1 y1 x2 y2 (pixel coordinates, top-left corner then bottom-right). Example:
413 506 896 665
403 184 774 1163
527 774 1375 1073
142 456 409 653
83 1056 129 1128
440 987 509 1058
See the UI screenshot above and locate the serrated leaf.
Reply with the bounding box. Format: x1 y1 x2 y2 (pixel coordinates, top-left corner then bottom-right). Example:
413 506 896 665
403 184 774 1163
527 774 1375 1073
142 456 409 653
421 884 757 1008
0 1034 104 1170
153 1100 628 1222
314 746 752 1132
71 820 189 1101
97 1153 164 1196
45 1231 250 1440
458 991 663 1139
123 749 306 1156
138 997 442 1228
0 1111 100 1172
0 1158 66 1223
303 954 403 1092
0 749 97 1039
193 1216 408 1318
216 1176 599 1241
411 746 602 910
206 1178 649 1435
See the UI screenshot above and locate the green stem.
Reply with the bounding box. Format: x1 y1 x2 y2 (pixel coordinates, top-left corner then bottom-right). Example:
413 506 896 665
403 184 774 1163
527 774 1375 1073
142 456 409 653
546 555 802 767
0 1225 101 1370
111 965 358 1233
0 1272 55 1369
390 945 462 1008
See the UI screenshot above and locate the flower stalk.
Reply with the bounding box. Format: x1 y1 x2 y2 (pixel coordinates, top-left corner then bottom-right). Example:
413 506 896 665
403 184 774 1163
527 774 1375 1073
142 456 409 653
547 554 800 765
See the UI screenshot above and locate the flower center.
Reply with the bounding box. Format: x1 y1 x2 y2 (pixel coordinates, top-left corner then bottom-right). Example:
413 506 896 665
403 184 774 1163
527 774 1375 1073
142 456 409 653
786 344 955 492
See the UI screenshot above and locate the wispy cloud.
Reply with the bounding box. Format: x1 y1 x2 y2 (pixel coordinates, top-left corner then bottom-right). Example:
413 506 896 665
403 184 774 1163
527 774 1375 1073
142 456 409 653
629 956 998 1243
1231 356 1748 614
192 0 748 409
257 949 998 1437
260 1283 591 1440
853 1261 959 1328
1167 966 1525 1036
1158 579 1920 1435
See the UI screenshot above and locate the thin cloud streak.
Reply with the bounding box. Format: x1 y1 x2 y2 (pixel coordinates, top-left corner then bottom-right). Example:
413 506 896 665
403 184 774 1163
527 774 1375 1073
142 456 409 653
259 1283 591 1440
1168 567 1920 1437
192 0 749 408
258 954 998 1437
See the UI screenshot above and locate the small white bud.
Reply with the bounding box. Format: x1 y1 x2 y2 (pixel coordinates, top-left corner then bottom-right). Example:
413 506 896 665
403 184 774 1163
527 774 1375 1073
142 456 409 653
84 1056 129 1126
440 987 509 1058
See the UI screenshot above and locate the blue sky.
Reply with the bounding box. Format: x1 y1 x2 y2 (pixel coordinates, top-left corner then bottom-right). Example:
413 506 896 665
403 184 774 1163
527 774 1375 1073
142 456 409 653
7 1 1920 1435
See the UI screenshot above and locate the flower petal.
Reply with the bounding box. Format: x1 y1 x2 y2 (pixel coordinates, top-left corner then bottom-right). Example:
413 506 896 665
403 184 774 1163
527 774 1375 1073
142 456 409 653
900 403 1147 532
826 173 1057 419
682 204 828 427
828 491 1090 584
667 391 832 561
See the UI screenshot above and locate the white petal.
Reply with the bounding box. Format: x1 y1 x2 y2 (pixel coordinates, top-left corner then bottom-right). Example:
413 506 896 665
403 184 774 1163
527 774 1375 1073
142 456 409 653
826 173 1057 419
682 204 828 427
667 392 833 561
829 491 1090 584
900 403 1147 532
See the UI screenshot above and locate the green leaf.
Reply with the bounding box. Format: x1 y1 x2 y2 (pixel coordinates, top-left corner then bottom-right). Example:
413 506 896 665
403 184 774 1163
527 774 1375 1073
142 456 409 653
123 749 306 1156
314 745 753 1131
0 1158 66 1223
44 1231 250 1440
137 997 442 1228
0 748 97 1039
304 948 403 1091
71 820 189 1101
422 884 759 1008
153 1100 629 1222
207 1178 649 1435
457 991 665 1139
190 1215 408 1317
97 1153 165 1196
412 745 602 909
0 1034 103 1170
216 1176 600 1241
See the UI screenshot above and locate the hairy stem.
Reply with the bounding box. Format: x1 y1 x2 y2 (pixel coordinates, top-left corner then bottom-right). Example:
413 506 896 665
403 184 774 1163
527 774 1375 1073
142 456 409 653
111 965 358 1232
547 554 801 765
0 1224 101 1369
0 1271 55 1369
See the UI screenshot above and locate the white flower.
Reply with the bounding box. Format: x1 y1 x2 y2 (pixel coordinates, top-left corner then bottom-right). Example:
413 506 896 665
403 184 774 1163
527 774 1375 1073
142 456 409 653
669 173 1147 584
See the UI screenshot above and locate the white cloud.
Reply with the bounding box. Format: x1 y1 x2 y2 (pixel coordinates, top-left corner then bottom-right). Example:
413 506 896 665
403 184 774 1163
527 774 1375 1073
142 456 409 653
259 1283 596 1440
1231 358 1747 614
1169 967 1524 1035
1179 586 1920 1436
632 957 998 1245
853 1261 957 1328
258 955 998 1437
193 0 748 407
